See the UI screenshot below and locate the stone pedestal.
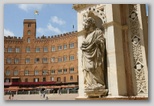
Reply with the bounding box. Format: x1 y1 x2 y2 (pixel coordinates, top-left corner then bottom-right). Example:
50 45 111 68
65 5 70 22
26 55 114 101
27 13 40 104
85 89 108 98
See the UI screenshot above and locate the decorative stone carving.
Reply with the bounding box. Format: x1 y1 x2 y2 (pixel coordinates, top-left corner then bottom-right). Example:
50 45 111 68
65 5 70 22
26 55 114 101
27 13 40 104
81 16 108 97
83 7 107 29
129 4 147 94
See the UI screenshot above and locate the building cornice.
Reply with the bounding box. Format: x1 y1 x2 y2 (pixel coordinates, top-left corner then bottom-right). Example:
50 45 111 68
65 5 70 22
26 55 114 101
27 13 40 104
73 4 95 11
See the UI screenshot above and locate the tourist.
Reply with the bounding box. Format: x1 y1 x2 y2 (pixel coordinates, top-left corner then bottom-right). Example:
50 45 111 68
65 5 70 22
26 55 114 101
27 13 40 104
45 96 48 100
9 95 11 100
11 92 14 100
43 92 45 98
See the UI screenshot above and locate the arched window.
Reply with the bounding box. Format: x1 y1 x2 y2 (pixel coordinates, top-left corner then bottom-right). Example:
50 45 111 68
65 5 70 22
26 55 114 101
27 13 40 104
28 30 31 35
69 67 74 73
34 78 39 82
42 70 48 75
6 70 10 76
69 43 74 48
14 70 18 76
43 47 48 52
51 46 56 51
26 46 30 53
5 78 10 82
25 78 28 82
57 77 61 82
64 77 66 82
8 47 12 53
70 76 73 80
63 44 67 49
70 55 74 61
27 38 30 43
24 70 29 75
6 58 11 64
14 58 19 64
15 47 20 53
51 70 55 74
34 70 39 75
42 57 48 63
43 77 46 82
51 77 54 81
35 46 40 52
63 55 67 62
58 57 62 62
28 23 31 28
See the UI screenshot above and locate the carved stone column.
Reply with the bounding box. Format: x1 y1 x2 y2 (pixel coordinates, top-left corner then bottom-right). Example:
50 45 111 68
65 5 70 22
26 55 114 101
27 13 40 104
128 4 148 96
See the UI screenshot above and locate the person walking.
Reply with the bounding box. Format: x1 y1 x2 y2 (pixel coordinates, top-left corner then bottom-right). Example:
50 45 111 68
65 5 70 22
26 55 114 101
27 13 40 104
9 95 11 100
45 96 48 100
11 92 14 100
59 88 61 95
43 92 45 98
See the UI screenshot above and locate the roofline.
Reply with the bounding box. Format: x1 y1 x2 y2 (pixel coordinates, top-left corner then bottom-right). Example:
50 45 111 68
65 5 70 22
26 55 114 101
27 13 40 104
24 19 36 23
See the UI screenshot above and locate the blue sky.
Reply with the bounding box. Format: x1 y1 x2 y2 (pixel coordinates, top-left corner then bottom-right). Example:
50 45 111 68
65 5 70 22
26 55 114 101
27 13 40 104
4 4 77 37
4 4 148 37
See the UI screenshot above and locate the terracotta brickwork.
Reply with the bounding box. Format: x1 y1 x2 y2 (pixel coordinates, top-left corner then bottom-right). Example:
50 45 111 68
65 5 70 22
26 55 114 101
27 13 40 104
4 19 78 86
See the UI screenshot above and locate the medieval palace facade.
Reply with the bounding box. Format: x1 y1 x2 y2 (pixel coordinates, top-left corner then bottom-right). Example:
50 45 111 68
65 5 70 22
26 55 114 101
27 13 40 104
4 19 78 91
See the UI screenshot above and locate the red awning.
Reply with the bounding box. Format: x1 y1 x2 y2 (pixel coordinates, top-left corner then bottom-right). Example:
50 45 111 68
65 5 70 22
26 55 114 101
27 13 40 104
12 81 56 86
4 82 12 86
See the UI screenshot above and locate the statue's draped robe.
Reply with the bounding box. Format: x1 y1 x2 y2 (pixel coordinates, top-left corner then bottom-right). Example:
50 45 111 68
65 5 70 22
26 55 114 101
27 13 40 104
81 28 105 90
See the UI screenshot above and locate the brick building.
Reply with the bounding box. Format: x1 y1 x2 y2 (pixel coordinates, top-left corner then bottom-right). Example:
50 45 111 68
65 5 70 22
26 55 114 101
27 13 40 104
4 19 78 93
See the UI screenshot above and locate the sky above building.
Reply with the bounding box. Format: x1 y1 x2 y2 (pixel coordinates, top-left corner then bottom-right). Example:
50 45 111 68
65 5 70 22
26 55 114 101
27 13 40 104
4 4 148 38
4 4 77 37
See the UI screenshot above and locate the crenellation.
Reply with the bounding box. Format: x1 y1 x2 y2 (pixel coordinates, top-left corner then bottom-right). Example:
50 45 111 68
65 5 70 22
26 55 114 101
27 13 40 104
41 35 46 39
54 35 57 38
4 36 23 44
34 31 77 44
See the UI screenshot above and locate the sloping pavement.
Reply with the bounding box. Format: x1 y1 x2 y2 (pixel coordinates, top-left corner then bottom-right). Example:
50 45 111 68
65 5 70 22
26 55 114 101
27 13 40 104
4 94 78 100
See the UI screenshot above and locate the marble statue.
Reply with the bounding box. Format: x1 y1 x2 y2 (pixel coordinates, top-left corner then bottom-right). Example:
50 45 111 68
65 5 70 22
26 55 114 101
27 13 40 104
81 17 108 97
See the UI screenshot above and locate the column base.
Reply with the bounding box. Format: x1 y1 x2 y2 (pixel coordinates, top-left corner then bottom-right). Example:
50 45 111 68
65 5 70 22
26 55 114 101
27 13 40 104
75 95 148 100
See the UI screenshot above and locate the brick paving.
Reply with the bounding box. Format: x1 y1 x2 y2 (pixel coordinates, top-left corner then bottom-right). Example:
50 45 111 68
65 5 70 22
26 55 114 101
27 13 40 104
4 94 78 100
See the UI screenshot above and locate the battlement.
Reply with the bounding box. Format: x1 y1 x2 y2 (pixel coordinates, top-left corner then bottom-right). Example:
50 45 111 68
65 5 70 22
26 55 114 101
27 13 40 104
36 31 77 40
4 31 77 43
4 36 22 40
24 19 36 23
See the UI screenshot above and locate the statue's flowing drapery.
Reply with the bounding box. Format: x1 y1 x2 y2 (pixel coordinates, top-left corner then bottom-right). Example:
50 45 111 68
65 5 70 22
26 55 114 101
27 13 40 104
81 28 105 90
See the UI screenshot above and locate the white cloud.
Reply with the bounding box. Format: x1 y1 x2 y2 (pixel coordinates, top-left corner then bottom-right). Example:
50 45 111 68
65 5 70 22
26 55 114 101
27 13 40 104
50 16 66 25
18 4 43 12
37 23 64 36
4 29 15 36
37 27 46 35
47 23 62 34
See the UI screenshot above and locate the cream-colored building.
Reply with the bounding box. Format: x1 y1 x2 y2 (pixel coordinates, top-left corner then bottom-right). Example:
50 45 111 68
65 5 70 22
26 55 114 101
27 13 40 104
73 4 148 99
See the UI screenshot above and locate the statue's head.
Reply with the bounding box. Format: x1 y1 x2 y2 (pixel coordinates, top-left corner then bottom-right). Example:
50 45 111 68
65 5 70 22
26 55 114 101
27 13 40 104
83 17 96 31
